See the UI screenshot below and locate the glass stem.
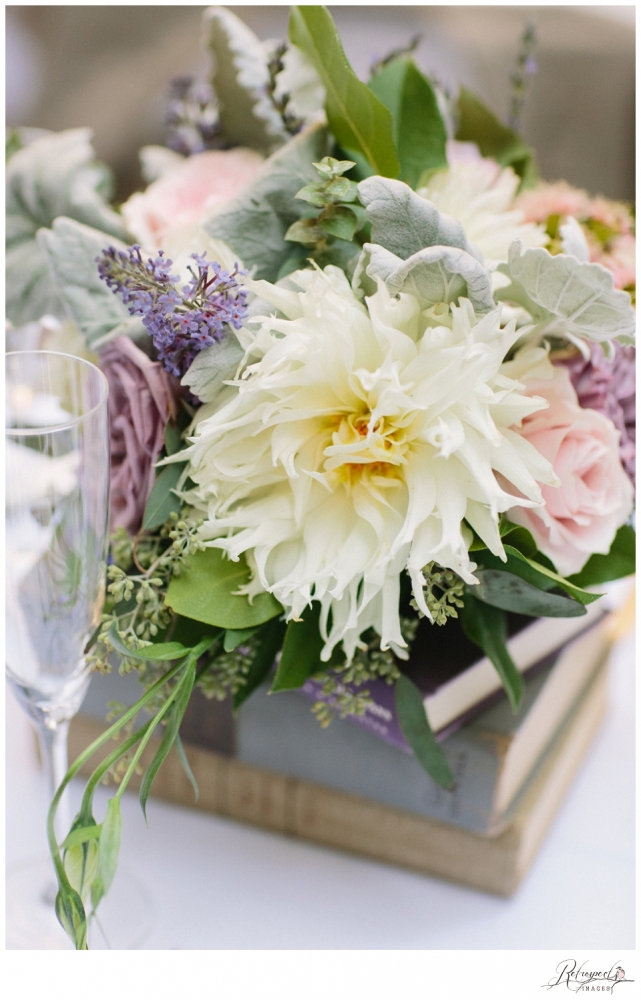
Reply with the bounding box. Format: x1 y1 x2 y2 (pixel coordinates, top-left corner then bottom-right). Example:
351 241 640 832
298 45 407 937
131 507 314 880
37 720 71 843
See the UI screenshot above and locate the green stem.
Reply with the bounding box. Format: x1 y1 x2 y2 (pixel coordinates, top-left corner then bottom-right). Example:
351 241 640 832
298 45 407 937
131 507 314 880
79 717 156 820
47 658 184 878
113 668 188 803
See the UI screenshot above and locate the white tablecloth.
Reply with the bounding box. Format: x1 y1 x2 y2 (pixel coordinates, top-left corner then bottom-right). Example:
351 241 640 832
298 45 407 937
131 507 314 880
6 626 634 951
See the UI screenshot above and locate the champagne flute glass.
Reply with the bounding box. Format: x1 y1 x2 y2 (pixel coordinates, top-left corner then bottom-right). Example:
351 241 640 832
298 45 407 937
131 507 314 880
5 350 149 949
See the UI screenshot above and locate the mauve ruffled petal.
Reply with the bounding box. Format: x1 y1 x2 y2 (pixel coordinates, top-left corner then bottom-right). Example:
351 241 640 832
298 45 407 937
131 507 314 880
555 342 635 487
100 336 181 534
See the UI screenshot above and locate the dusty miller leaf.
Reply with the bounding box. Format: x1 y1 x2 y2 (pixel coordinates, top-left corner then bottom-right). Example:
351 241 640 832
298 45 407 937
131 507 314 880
204 6 287 154
498 241 635 345
357 176 483 263
7 128 128 326
359 242 494 312
182 331 245 403
37 217 146 350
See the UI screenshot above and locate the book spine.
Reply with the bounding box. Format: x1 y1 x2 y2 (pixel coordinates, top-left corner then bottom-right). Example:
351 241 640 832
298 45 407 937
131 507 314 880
235 686 505 834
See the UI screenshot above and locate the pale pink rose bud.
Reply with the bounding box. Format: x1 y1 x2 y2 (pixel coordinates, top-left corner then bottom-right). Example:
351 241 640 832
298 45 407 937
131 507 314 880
100 336 180 534
121 147 264 249
508 365 633 577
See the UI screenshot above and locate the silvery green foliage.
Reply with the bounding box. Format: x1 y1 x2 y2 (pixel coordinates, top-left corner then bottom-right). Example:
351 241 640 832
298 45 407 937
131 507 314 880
182 331 245 403
205 6 289 153
272 39 325 123
38 218 145 350
498 241 636 348
355 243 495 313
357 176 483 263
204 123 331 281
7 129 128 327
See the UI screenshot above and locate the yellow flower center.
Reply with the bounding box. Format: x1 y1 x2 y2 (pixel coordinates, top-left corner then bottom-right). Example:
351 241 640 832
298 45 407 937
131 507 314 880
322 409 410 489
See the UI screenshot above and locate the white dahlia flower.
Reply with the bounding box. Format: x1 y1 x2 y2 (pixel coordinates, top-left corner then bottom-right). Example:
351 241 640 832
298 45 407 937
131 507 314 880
180 266 557 662
417 159 547 268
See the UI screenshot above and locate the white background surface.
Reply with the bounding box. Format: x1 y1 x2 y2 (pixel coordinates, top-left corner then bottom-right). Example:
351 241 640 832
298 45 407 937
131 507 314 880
6 630 634 951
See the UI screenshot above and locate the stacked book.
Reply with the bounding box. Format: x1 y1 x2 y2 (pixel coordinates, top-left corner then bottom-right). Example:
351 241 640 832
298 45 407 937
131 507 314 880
72 600 616 896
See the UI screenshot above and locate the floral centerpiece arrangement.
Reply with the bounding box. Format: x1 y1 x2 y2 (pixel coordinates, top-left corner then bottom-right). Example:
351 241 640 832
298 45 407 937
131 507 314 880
6 6 635 949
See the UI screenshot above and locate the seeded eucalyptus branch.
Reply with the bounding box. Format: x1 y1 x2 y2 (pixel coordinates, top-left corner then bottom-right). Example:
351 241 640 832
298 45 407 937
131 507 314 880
411 562 465 625
311 618 419 727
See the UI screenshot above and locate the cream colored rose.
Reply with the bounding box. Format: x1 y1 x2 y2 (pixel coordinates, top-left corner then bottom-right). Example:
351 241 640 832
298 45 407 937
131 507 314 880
121 147 264 250
507 358 633 576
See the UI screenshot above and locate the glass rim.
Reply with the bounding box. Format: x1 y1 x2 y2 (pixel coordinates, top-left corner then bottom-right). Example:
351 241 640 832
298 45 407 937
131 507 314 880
6 349 109 436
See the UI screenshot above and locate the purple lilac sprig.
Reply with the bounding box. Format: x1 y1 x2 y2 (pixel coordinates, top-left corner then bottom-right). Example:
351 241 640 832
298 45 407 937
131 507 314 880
96 245 249 378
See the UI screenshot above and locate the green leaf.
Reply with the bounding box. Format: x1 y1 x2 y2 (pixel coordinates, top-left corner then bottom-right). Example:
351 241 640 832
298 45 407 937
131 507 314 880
234 617 287 712
394 675 455 789
289 6 399 178
139 658 196 820
369 59 447 188
169 616 222 649
107 624 194 662
498 523 538 558
497 242 635 345
7 128 128 327
285 217 326 245
64 827 99 904
204 6 287 153
503 546 601 605
568 524 636 588
181 332 244 404
317 204 359 241
165 548 283 630
163 422 183 457
357 175 481 262
460 594 523 711
455 87 538 188
205 123 331 281
475 546 600 606
175 733 199 803
270 603 324 692
37 217 146 350
142 461 186 531
223 625 261 652
98 798 122 896
471 570 587 618
61 824 102 851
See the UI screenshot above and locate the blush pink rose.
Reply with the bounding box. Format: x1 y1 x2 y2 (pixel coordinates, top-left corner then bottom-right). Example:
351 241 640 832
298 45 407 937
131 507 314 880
121 147 264 249
100 336 181 534
508 366 633 576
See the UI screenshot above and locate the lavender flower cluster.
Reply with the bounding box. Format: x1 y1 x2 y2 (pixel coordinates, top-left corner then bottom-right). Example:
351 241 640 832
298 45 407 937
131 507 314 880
97 245 248 378
166 76 221 156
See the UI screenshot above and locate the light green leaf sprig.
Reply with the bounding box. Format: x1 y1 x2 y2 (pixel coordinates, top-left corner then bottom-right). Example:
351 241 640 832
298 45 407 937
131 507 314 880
204 122 331 281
